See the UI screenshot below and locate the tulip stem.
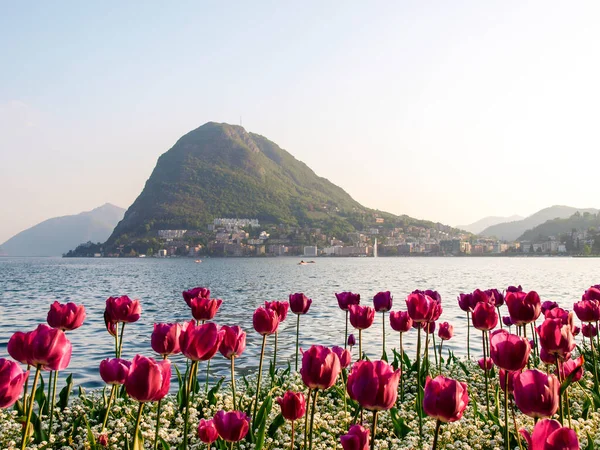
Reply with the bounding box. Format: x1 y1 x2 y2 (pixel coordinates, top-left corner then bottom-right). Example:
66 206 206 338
565 387 572 429
183 360 198 450
556 359 564 425
424 330 430 374
523 326 530 369
154 356 167 450
482 331 490 419
382 312 386 360
466 312 470 360
118 323 126 358
102 384 117 432
274 330 279 372
416 325 423 438
205 359 211 394
114 322 119 357
431 419 441 450
504 371 509 450
344 310 349 350
295 315 300 372
596 320 599 354
132 402 145 450
253 334 267 424
308 389 319 450
290 420 295 450
432 332 438 369
303 388 312 450
370 410 378 450
439 340 444 373
400 333 404 401
21 365 41 450
48 369 59 437
22 364 30 417
497 307 503 329
359 329 363 361
590 334 599 389
510 398 524 450
46 370 53 415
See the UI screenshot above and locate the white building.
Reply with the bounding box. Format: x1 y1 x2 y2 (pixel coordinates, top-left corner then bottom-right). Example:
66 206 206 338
304 246 318 257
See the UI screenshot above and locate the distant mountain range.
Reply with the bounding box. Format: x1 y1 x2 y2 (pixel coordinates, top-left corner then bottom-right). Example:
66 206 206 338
457 215 524 234
479 205 599 241
519 211 600 242
0 204 125 256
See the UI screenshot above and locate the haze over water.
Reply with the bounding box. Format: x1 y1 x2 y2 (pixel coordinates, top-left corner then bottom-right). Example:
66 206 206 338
0 257 597 389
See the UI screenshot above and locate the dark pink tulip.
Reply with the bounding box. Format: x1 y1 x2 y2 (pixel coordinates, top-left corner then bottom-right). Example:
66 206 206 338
28 324 72 370
341 424 370 450
98 433 108 447
406 292 438 323
582 323 598 338
373 291 393 313
583 286 600 301
253 307 280 336
47 301 86 331
513 369 559 419
104 315 117 337
99 358 131 385
573 298 600 323
424 321 436 334
0 359 29 408
105 296 141 324
557 355 584 383
336 292 361 311
180 321 224 361
219 325 246 359
506 290 541 325
544 307 569 323
536 318 575 360
489 329 531 371
507 285 523 292
346 360 400 411
125 355 171 402
389 311 412 333
438 322 453 341
151 323 182 356
277 391 306 421
502 316 513 327
471 301 498 331
348 334 356 347
573 326 581 336
7 331 32 365
520 418 579 450
348 305 375 330
197 419 218 444
423 375 469 423
431 301 443 322
458 293 474 312
478 357 493 371
189 297 223 322
332 346 352 369
182 287 210 307
265 300 289 322
541 301 559 315
213 410 249 442
499 369 517 393
472 289 493 306
301 345 341 390
486 289 504 307
540 348 557 365
289 293 312 315
413 289 442 303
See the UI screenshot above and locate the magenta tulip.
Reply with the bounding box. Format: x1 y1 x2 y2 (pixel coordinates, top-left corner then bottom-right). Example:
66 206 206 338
332 346 352 369
347 360 400 411
573 298 600 323
520 419 579 450
289 292 312 314
151 323 182 356
373 291 392 312
389 311 413 332
507 285 523 292
582 323 598 338
540 348 558 365
486 289 504 307
253 307 280 336
104 295 141 323
506 290 541 325
458 293 474 312
349 305 375 330
541 301 559 314
423 375 469 423
213 410 250 442
341 424 370 450
189 297 223 322
478 357 493 371
180 321 224 361
472 289 492 306
513 369 559 418
499 369 517 393
583 286 600 301
99 358 131 385
7 331 32 365
219 325 246 359
489 329 531 371
182 286 211 306
0 359 29 408
27 324 72 370
544 307 570 323
536 318 575 360
125 355 171 402
197 419 218 444
46 301 86 331
557 355 584 383
424 321 436 334
472 301 498 331
265 300 289 322
277 391 306 421
348 334 356 347
406 292 438 323
438 322 453 341
502 316 513 327
301 345 341 390
336 292 361 311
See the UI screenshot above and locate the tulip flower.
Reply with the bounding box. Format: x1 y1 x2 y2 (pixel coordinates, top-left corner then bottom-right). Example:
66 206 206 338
332 346 352 369
584 285 600 301
104 295 141 358
406 292 438 323
336 291 361 311
277 391 306 449
573 298 600 323
513 369 559 419
478 357 493 371
0 359 28 408
182 286 210 306
499 369 517 393
489 329 531 371
289 292 312 371
582 323 598 337
151 323 182 357
46 301 86 331
188 297 223 322
373 291 392 359
520 418 579 450
541 300 559 315
540 348 557 365
502 316 513 327
486 288 504 307
219 325 246 409
536 318 575 360
423 375 469 450
197 419 218 445
349 304 375 360
265 300 289 370
341 424 370 450
506 290 541 326
544 307 570 322
213 410 249 443
99 358 131 431
438 322 453 341
348 333 356 348
472 301 498 331
507 285 523 292
458 293 474 359
557 355 584 384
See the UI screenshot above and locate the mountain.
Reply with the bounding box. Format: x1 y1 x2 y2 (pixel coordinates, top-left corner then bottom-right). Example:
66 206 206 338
0 204 125 256
107 122 458 245
480 205 599 241
519 211 600 242
457 215 523 234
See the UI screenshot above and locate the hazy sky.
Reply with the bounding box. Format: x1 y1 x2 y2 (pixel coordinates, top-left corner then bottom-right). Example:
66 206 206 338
2 1 600 243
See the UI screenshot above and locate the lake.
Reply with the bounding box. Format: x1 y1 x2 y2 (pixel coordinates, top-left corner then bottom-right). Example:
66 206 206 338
0 256 597 389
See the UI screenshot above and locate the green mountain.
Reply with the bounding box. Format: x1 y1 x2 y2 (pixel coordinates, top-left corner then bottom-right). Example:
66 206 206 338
519 211 600 241
108 122 456 245
0 203 125 256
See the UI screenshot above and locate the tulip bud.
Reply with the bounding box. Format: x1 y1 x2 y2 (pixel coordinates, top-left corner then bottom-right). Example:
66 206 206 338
423 375 469 423
219 325 247 359
180 321 224 361
99 358 131 385
151 323 182 356
289 293 312 315
513 369 559 419
277 391 306 421
265 300 289 322
197 419 218 444
332 346 352 369
347 334 357 347
125 355 171 402
47 301 86 331
373 291 392 313
389 311 412 333
438 322 454 341
346 360 400 411
349 305 375 330
253 307 280 336
340 424 370 450
336 292 361 311
472 301 498 331
189 297 223 322
182 287 210 307
301 345 341 390
213 410 249 442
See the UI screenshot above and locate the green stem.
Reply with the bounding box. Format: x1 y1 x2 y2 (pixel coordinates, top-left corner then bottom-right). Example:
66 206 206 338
439 340 444 373
382 312 386 359
154 355 168 450
46 370 53 415
416 325 423 438
504 371 509 450
48 369 59 437
231 356 237 410
565 386 572 429
591 334 599 389
22 364 30 416
303 388 313 450
295 315 300 372
432 332 438 369
432 419 441 450
183 360 198 450
467 312 470 360
400 332 404 402
359 329 363 360
424 329 430 373
118 323 126 358
205 359 211 393
290 420 295 450
102 384 117 431
253 334 267 424
371 410 378 450
132 402 145 450
556 359 564 425
511 398 524 450
596 320 599 354
274 331 278 371
498 307 503 329
21 366 41 450
482 331 490 419
341 370 348 428
345 310 349 350
308 389 319 450
114 322 119 358
523 325 530 369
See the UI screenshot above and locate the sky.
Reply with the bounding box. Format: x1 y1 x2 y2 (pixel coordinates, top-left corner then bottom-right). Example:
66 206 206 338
2 1 600 243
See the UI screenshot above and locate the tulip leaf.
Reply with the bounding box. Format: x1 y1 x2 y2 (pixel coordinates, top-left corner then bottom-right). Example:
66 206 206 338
267 413 285 438
35 375 46 414
390 407 410 438
207 377 225 406
254 395 273 450
84 416 97 450
382 348 388 362
402 351 412 373
587 432 596 450
158 436 170 450
559 369 578 395
458 361 470 377
58 373 73 410
174 364 185 411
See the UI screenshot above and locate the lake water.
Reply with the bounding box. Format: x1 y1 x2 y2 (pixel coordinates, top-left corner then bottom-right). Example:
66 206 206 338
0 256 598 390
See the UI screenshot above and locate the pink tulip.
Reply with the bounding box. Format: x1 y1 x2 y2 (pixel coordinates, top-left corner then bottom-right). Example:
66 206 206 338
7 331 32 365
219 325 247 359
213 410 249 442
373 291 393 313
507 285 523 292
486 289 504 307
544 307 569 322
346 360 400 411
438 322 453 341
104 295 141 323
99 358 131 385
189 297 223 322
499 369 517 393
541 301 559 315
252 307 280 335
27 324 72 370
340 424 370 450
423 375 469 423
389 311 413 333
125 355 171 402
557 355 584 383
289 293 312 314
458 293 474 312
265 300 289 322
489 329 531 371
332 346 352 369
424 321 436 334
406 292 438 323
348 305 375 330
151 323 182 356
300 345 341 390
0 359 29 408
336 292 361 311
472 301 498 331
582 323 598 338
277 391 306 421
182 287 210 307
348 334 357 347
573 326 581 336
540 348 558 365
472 289 493 306
536 318 575 360
197 419 218 444
502 316 513 327
46 301 86 331
513 369 559 418
520 419 579 450
180 321 224 361
478 357 493 371
573 298 600 323
506 290 541 325
583 286 600 301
